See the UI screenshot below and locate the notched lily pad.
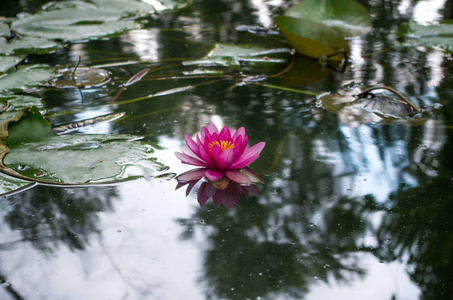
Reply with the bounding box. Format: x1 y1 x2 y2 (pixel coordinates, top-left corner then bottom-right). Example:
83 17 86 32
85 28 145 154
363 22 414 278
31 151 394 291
274 16 349 60
0 95 46 124
317 84 421 124
50 67 112 88
0 36 60 55
0 106 165 185
11 1 140 41
0 55 25 73
398 22 453 52
284 0 372 37
184 43 290 69
0 64 55 93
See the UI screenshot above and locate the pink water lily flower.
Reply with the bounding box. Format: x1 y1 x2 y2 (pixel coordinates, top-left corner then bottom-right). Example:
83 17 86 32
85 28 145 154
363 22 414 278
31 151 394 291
175 122 265 183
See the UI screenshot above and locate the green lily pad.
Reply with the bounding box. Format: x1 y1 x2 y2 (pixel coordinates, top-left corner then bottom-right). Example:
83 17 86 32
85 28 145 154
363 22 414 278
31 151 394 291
0 36 60 55
317 85 420 123
11 1 140 41
398 23 453 52
0 22 10 36
0 95 46 124
0 172 35 196
0 106 165 184
184 43 290 69
284 0 372 37
0 55 25 73
50 67 112 88
274 16 349 60
0 64 55 93
11 0 190 42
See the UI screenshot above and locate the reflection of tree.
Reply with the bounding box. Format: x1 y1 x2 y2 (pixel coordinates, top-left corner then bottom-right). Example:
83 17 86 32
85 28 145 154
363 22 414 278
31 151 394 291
1 185 118 252
0 185 119 299
369 55 453 299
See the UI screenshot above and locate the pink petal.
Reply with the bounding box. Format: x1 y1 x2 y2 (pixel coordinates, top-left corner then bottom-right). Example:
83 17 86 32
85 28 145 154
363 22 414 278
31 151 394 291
218 148 235 169
197 182 211 207
207 122 219 134
219 126 232 140
176 168 207 181
181 145 199 159
225 169 252 185
232 127 245 141
198 144 216 168
244 184 260 197
184 134 201 157
201 127 210 143
205 169 224 181
241 167 265 183
175 152 209 167
230 142 266 169
210 144 223 168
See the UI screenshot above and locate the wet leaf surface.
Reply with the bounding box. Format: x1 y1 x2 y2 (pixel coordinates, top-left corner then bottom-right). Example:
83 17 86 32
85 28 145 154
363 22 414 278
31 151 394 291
184 43 290 69
0 64 55 93
50 67 112 88
399 22 453 52
284 0 372 37
0 55 24 72
1 106 165 185
317 85 421 124
274 16 349 60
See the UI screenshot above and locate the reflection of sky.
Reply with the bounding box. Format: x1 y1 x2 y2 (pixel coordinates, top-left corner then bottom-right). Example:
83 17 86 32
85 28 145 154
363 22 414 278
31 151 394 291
404 0 446 24
306 253 420 300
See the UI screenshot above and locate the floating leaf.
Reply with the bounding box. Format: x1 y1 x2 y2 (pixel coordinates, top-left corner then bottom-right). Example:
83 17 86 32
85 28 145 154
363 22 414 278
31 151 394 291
0 36 60 55
0 55 25 73
0 95 46 124
274 16 349 60
284 0 372 37
0 106 165 184
317 85 421 124
11 1 140 41
0 22 10 36
0 172 35 196
50 67 112 88
184 43 290 69
398 22 453 52
90 0 190 13
11 0 190 42
0 64 55 93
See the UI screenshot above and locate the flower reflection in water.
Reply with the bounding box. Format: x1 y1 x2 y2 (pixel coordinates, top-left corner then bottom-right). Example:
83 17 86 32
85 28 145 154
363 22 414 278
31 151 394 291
176 167 263 209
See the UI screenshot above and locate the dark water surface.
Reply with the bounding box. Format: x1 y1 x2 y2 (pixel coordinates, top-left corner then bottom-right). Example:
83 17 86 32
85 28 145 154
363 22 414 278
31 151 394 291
2 0 453 299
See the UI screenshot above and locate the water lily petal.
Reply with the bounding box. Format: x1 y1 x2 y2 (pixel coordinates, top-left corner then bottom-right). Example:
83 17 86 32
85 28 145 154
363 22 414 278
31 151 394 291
218 148 235 169
225 169 252 185
241 167 265 183
177 168 207 181
205 169 224 181
230 142 266 169
197 182 211 207
184 134 201 158
207 122 219 134
181 145 199 159
198 143 216 168
219 126 232 140
244 184 260 197
175 151 209 167
234 135 248 158
232 126 245 141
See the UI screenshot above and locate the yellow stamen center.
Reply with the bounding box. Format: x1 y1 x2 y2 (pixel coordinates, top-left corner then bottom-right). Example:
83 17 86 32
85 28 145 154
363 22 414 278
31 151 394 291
209 140 235 151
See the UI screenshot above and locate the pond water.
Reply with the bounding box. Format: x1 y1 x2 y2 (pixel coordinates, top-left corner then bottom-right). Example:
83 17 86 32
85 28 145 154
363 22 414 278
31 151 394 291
1 0 453 299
